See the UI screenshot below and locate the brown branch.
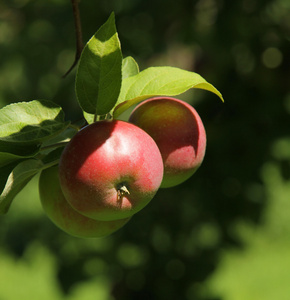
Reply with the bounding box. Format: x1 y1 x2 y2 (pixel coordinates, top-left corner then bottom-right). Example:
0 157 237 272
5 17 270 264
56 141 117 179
63 0 84 78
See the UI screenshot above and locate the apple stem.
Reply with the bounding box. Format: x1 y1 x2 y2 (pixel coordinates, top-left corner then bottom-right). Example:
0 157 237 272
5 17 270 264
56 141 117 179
94 113 112 122
105 113 113 120
117 185 130 202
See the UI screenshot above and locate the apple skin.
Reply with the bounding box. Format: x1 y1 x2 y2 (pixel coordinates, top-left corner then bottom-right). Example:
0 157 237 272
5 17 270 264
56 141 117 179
129 97 206 188
39 166 131 238
58 120 163 221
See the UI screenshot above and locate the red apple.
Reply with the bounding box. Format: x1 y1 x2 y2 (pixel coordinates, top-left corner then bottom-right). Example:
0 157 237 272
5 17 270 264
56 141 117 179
59 120 163 221
129 97 206 188
39 166 131 238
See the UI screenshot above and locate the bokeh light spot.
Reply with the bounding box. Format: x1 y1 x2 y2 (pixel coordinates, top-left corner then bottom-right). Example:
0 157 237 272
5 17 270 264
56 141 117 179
262 47 283 68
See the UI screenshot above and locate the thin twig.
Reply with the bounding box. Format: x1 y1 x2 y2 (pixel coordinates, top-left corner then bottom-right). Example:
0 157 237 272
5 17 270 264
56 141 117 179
63 0 84 78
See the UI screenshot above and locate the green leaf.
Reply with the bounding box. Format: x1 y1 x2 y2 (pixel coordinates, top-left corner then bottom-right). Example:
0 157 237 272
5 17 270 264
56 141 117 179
40 125 79 154
75 12 123 116
40 147 64 166
0 146 63 214
0 159 43 214
0 99 70 155
0 162 20 195
112 66 224 118
83 111 95 125
83 56 140 124
122 56 139 79
0 151 37 168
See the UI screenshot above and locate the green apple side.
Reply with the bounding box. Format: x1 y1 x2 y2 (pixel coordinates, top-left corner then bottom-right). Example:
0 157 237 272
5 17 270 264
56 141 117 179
39 166 131 238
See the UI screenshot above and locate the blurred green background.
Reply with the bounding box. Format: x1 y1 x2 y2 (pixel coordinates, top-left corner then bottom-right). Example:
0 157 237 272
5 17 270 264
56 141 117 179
1 0 290 299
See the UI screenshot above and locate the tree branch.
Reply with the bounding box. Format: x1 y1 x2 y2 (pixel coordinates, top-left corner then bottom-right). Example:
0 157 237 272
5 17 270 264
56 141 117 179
63 0 84 78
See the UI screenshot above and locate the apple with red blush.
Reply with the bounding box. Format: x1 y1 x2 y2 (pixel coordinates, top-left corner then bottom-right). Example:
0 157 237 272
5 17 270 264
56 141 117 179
58 120 164 221
129 97 206 188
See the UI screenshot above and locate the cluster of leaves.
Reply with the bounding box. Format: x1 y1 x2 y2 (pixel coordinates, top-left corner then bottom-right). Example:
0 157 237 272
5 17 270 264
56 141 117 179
0 13 223 216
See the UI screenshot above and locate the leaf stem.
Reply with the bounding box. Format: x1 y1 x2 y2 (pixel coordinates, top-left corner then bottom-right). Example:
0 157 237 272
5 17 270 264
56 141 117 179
63 0 83 78
41 159 60 170
69 123 81 131
40 141 70 152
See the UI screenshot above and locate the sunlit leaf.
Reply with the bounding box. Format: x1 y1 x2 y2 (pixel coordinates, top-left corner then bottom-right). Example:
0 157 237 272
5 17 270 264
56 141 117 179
0 99 70 154
113 66 224 118
76 12 122 116
122 56 139 79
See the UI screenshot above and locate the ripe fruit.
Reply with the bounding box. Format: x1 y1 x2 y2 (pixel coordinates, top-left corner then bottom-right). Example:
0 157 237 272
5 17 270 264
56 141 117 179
39 166 130 238
129 97 206 188
59 120 163 221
